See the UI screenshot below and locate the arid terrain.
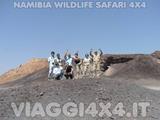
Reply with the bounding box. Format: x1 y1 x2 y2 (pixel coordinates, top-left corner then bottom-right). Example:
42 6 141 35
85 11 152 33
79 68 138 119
0 51 160 120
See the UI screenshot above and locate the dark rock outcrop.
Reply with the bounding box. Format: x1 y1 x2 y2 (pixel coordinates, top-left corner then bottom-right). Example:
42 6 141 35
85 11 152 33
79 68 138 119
152 51 160 59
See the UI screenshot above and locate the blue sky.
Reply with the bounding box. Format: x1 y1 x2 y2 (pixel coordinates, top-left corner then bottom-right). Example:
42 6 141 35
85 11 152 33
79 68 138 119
0 0 160 74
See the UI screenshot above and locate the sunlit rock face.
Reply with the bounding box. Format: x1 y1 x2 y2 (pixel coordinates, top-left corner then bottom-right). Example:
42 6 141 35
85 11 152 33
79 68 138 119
0 58 48 84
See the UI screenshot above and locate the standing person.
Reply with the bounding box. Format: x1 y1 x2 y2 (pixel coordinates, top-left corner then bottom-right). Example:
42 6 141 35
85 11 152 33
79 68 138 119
90 49 103 77
82 54 92 76
48 51 56 79
73 52 82 79
55 53 63 70
64 51 73 66
64 51 74 79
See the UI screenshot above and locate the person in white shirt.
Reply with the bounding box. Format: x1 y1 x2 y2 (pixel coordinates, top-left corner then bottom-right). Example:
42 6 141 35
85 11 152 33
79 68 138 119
48 51 56 79
55 53 63 70
52 62 63 80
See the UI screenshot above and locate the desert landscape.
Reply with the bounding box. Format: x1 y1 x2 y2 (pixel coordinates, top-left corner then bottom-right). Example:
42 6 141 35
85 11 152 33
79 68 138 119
0 51 160 120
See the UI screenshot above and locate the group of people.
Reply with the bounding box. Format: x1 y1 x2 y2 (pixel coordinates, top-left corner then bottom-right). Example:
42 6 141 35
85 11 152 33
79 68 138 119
48 49 103 80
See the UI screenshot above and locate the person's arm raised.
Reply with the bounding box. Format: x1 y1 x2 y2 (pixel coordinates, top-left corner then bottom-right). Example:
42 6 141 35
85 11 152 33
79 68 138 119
99 49 103 56
90 49 94 57
64 50 68 60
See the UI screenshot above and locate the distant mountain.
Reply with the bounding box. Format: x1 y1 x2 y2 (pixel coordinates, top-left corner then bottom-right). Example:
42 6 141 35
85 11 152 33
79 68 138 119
0 58 48 84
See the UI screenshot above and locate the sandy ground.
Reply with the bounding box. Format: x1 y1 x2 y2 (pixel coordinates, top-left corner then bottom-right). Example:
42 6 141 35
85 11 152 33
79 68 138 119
0 76 160 120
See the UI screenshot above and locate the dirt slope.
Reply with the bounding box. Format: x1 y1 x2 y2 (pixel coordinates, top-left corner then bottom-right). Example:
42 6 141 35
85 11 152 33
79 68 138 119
0 58 48 84
105 55 160 79
1 76 160 120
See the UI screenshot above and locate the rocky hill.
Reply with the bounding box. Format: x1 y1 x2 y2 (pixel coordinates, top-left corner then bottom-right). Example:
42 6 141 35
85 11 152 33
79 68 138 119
0 58 48 84
0 52 160 120
0 51 160 85
105 55 160 79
